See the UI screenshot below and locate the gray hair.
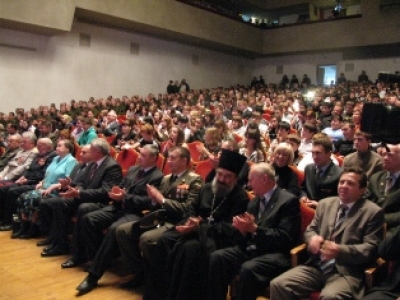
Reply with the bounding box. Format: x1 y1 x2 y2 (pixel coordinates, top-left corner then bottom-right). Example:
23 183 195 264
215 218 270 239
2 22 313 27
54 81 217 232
8 133 22 142
143 144 159 157
251 162 276 181
91 138 110 156
22 131 37 145
38 138 53 149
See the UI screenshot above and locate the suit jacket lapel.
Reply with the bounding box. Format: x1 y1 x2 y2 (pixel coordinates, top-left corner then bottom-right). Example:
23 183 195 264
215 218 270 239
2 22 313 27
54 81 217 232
134 167 156 187
321 161 334 183
326 199 340 238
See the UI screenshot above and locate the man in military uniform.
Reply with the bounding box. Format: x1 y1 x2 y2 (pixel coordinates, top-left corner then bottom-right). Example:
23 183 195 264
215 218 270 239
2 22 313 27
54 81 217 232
114 146 203 288
144 149 249 300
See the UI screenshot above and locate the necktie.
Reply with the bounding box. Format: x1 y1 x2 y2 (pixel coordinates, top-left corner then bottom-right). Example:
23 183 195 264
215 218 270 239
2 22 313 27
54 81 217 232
385 175 395 195
320 205 348 276
170 174 178 183
332 205 348 240
90 164 98 179
258 197 267 220
136 169 145 181
316 167 324 180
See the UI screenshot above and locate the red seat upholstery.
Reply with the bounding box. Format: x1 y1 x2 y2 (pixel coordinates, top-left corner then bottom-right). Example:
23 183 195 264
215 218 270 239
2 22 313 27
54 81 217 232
194 159 213 180
289 165 305 187
187 141 203 163
116 148 139 177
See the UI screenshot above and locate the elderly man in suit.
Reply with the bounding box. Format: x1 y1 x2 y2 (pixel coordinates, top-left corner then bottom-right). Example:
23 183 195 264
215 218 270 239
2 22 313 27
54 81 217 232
74 145 164 294
101 110 120 136
114 146 203 289
0 134 21 172
144 149 249 300
300 134 342 209
209 162 301 300
0 132 38 182
38 138 122 257
366 143 400 235
270 167 384 300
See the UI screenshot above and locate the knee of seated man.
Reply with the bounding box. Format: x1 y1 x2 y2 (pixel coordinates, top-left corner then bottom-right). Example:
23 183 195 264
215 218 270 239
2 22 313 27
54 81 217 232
115 223 130 240
209 248 225 263
78 203 97 215
270 276 285 292
239 260 257 279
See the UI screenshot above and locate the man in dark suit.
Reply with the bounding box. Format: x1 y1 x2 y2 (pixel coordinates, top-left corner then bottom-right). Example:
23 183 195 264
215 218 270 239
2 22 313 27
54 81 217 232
365 143 400 235
270 167 384 300
300 134 342 209
38 144 92 246
144 149 249 300
362 225 400 300
74 145 164 294
115 146 204 289
209 162 301 300
39 138 122 256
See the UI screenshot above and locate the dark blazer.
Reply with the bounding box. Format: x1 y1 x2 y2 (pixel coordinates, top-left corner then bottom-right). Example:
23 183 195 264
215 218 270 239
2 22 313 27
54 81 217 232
103 121 120 136
117 165 163 214
368 225 400 293
366 170 400 234
246 187 301 255
23 150 57 184
75 156 122 205
305 197 384 299
69 162 88 185
300 161 342 201
274 164 300 197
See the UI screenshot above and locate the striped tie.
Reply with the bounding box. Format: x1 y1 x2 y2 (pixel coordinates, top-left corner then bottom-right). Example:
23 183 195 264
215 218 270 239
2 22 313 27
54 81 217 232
320 205 348 276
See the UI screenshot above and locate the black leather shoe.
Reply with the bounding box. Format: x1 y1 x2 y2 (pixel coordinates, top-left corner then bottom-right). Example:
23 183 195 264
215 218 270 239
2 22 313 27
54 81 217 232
43 243 56 252
37 237 54 246
62 258 84 269
76 275 98 294
0 225 12 231
19 224 40 239
41 246 70 257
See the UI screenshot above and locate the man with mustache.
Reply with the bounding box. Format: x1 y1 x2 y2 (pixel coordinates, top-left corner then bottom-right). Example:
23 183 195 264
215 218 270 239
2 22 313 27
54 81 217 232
144 149 249 300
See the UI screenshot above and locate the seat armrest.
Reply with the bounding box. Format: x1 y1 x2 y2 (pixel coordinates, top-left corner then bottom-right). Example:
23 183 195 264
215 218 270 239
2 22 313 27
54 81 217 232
290 243 307 267
365 258 388 289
